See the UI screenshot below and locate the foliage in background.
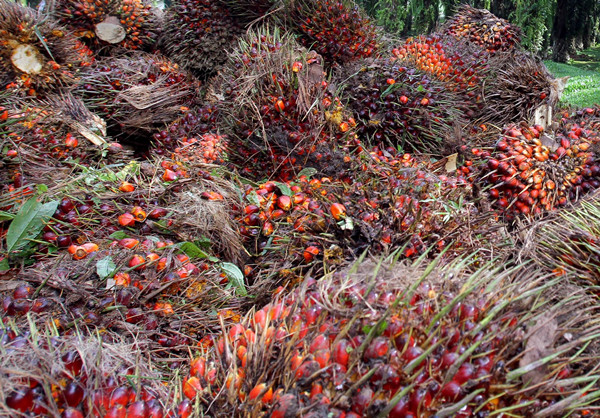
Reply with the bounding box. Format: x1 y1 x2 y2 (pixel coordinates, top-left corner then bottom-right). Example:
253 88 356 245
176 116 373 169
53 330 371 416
544 60 600 108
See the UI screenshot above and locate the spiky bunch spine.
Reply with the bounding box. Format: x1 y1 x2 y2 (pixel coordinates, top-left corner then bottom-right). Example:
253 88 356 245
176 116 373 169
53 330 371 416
286 0 379 65
0 0 94 96
53 0 159 51
442 4 521 53
218 27 356 181
76 52 203 139
220 0 279 27
481 116 600 217
183 259 596 417
340 57 465 155
159 0 243 78
480 50 555 126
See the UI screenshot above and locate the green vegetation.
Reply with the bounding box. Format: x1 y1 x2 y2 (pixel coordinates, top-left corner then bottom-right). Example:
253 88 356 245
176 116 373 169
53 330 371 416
544 60 600 108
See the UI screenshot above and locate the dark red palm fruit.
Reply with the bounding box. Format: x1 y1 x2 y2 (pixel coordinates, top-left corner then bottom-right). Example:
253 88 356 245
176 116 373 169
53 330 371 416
351 386 373 415
62 381 85 407
441 380 462 401
177 399 192 418
126 400 149 418
453 362 475 384
62 351 83 377
109 386 131 408
6 388 34 412
105 405 127 418
363 336 390 361
62 407 85 418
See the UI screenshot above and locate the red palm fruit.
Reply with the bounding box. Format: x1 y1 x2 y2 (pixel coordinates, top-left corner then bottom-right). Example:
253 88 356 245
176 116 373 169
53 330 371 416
454 362 475 384
190 357 206 378
148 208 167 219
441 380 462 401
162 169 178 182
364 336 389 361
119 238 140 249
178 399 193 418
62 381 85 407
6 388 34 412
126 401 149 418
248 383 267 401
13 284 34 299
295 360 321 381
309 334 329 353
333 339 351 368
131 206 147 222
119 182 135 192
82 242 99 253
277 195 292 211
352 386 373 415
119 213 136 226
105 405 127 418
129 254 146 270
147 400 164 418
62 351 83 377
303 246 320 263
270 393 298 418
330 203 346 220
314 349 331 368
110 387 131 408
114 273 131 287
62 408 85 418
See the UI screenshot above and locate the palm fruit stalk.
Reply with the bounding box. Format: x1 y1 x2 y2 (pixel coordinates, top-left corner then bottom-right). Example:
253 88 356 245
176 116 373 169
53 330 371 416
159 0 243 79
480 113 600 218
0 0 94 97
182 257 600 417
339 57 466 155
442 4 522 53
53 0 159 52
75 52 203 142
217 27 357 181
284 0 380 66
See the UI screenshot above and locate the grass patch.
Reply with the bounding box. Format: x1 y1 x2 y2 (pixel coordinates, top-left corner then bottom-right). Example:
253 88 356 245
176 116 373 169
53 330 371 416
544 60 600 108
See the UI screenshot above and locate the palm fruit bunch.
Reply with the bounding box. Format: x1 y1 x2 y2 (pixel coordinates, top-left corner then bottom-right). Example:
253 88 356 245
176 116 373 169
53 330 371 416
151 104 221 158
182 258 598 417
218 27 357 181
285 0 380 66
220 0 280 27
442 4 521 53
235 150 478 289
53 0 159 52
0 0 94 97
391 35 487 120
75 52 203 141
480 115 600 217
480 50 556 127
339 57 465 155
0 326 178 417
525 192 600 285
159 0 243 79
0 93 112 191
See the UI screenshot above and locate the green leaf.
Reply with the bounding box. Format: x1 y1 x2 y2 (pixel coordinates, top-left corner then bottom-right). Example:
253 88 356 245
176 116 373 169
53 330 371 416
220 262 247 296
0 211 14 222
96 256 117 279
36 184 48 194
6 198 59 253
0 258 9 272
298 167 318 179
275 182 293 197
178 242 218 262
417 84 426 93
109 231 130 240
246 190 260 206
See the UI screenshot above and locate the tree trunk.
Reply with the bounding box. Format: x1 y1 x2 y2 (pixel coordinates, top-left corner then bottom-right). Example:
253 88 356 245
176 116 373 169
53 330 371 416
551 0 572 62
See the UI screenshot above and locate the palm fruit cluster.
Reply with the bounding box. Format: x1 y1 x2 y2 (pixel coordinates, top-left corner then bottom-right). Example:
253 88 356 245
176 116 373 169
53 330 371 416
442 4 521 53
0 0 94 96
218 27 357 181
286 0 380 66
76 52 203 140
53 0 159 52
159 0 243 78
340 57 464 154
151 104 220 157
0 328 177 417
481 112 600 217
182 259 592 417
391 35 487 120
480 50 556 126
235 150 476 288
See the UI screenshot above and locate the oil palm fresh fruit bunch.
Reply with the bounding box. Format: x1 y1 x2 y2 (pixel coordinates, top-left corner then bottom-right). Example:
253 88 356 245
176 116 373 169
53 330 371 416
218 27 357 181
159 0 243 79
391 35 487 121
284 0 380 66
340 57 465 155
0 0 94 96
75 52 203 142
442 4 521 53
480 117 600 218
53 0 159 52
182 257 599 417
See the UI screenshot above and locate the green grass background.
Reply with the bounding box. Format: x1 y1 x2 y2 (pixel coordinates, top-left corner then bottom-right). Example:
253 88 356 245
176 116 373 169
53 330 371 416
544 46 600 108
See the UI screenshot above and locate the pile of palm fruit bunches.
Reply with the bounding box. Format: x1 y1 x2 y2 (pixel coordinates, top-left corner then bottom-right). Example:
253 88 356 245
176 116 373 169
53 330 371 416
1 0 600 416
